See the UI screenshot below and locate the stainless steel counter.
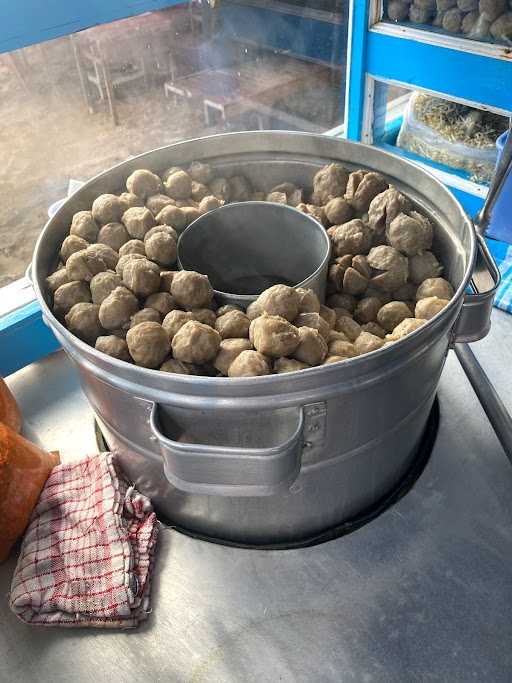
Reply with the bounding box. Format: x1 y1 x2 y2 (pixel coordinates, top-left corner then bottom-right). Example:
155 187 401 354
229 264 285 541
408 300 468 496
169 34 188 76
2 311 512 682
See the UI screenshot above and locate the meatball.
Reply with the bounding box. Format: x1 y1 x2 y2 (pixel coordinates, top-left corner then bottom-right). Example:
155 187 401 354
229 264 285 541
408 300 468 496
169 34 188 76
255 285 300 322
190 181 210 202
214 338 253 375
159 270 176 293
216 304 242 317
126 322 169 368
122 258 161 297
130 308 161 327
161 166 184 183
368 188 411 234
172 321 221 364
246 301 263 321
155 205 187 232
160 358 197 375
249 314 300 358
215 310 251 339
118 239 145 258
70 211 99 242
229 175 252 202
145 292 178 317
377 301 412 332
415 296 450 319
65 302 103 343
144 225 178 243
145 231 177 267
324 197 354 226
311 163 349 205
354 297 383 324
209 177 231 202
122 207 156 240
367 245 407 272
409 251 443 284
387 212 433 256
416 277 454 300
66 249 107 282
61 235 89 263
198 195 224 214
331 220 372 257
386 317 427 341
99 286 139 330
326 293 356 312
297 203 328 227
181 206 201 227
328 329 350 343
118 192 144 213
146 194 175 216
388 0 410 20
266 191 287 205
319 305 337 330
171 271 213 310
269 183 303 207
97 222 129 252
95 335 131 362
361 321 386 339
164 170 192 200
328 339 357 358
188 161 213 185
92 194 122 225
46 267 70 293
90 271 122 305
126 169 162 198
348 172 389 214
293 312 330 341
228 350 269 378
343 267 369 296
86 243 118 271
292 327 328 366
162 310 195 340
354 331 384 355
442 6 463 30
190 308 217 327
115 253 145 277
324 355 350 366
335 315 362 342
53 281 91 316
274 357 310 374
479 0 506 22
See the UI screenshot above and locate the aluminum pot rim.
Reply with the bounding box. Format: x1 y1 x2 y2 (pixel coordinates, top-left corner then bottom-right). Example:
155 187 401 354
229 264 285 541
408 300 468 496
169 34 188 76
33 131 476 388
176 200 332 304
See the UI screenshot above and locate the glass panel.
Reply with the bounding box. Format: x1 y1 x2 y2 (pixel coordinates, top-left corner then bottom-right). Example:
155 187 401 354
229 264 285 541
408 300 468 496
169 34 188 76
381 0 512 47
372 81 509 184
0 2 347 287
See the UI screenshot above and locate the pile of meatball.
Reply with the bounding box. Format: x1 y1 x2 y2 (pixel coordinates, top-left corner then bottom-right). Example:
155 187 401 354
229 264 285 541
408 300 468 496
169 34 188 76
46 160 455 378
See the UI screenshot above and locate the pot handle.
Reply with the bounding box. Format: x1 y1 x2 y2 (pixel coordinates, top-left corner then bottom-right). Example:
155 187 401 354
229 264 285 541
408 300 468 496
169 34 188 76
453 233 500 344
149 403 303 496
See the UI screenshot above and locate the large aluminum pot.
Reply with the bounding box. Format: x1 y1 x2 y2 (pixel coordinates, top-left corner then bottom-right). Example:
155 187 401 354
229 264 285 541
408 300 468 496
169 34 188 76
33 132 500 545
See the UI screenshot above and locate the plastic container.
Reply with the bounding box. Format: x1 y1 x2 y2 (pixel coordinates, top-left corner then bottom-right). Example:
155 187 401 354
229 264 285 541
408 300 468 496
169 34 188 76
487 131 512 244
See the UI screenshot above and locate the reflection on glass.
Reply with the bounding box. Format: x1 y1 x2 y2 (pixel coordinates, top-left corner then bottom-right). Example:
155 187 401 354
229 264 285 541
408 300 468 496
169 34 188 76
0 1 347 287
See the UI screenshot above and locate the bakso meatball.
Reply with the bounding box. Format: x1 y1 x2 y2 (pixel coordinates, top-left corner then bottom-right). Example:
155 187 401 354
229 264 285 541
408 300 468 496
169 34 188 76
145 292 178 317
324 197 354 226
387 0 410 21
249 314 300 358
70 211 99 242
146 194 175 216
122 207 156 240
90 271 122 305
95 335 131 362
159 270 176 293
327 339 357 358
164 170 192 200
266 191 287 204
409 251 443 284
293 312 330 341
387 211 433 256
172 321 221 364
122 258 160 297
386 318 427 341
119 239 146 257
126 322 170 369
161 166 183 183
327 293 356 313
86 243 118 270
162 310 195 340
368 188 411 234
361 321 387 339
246 301 263 321
53 281 91 316
335 315 362 342
415 277 454 300
126 169 162 198
65 303 103 344
292 327 328 366
274 358 310 374
188 161 213 185
228 350 270 378
198 195 224 214
377 301 412 332
214 338 253 375
144 225 178 243
97 222 130 251
190 308 217 327
354 331 384 354
343 266 369 296
295 288 320 314
209 177 231 202
216 304 242 316
171 271 213 310
255 284 300 322
367 245 409 291
415 296 450 319
181 206 201 227
92 194 122 225
348 172 388 214
190 181 210 202
442 7 463 31
115 253 145 277
354 297 383 324
46 267 69 293
331 220 372 257
319 305 337 330
324 355 350 366
65 249 107 282
159 358 197 375
99 286 139 330
130 308 161 327
311 163 349 205
155 205 187 232
215 310 251 339
60 235 89 263
229 175 252 202
144 231 177 267
118 192 144 214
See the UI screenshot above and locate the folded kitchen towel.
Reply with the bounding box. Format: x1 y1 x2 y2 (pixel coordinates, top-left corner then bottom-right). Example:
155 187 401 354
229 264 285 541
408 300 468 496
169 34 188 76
9 453 159 628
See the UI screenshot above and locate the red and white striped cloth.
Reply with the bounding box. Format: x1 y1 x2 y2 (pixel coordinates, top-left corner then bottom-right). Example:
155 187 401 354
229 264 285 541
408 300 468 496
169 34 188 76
9 453 159 628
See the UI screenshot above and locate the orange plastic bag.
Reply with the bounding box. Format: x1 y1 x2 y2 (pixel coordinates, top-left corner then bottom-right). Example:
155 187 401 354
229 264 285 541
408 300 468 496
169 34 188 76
0 377 21 433
0 422 60 562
